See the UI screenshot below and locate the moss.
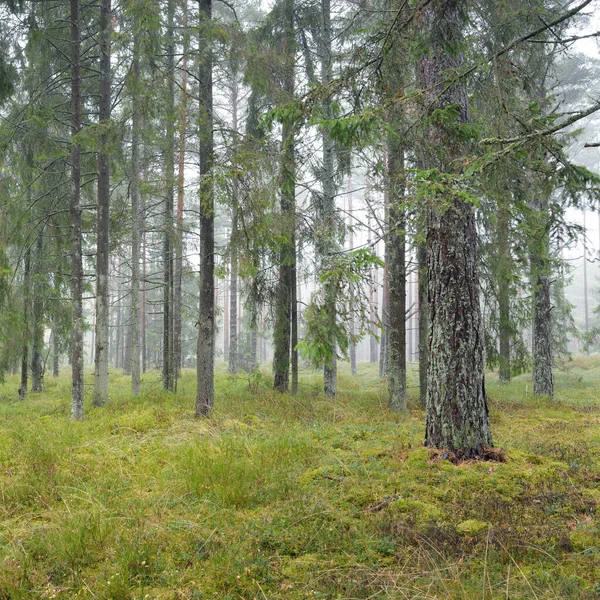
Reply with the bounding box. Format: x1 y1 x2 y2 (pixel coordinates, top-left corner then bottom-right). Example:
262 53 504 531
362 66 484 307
456 519 489 536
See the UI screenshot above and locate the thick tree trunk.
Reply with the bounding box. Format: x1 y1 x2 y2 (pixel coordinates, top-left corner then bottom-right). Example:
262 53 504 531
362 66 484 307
387 136 406 412
272 0 296 393
70 0 84 419
31 228 44 393
19 247 30 400
419 0 492 455
163 0 176 392
195 0 215 416
174 0 188 379
93 0 112 407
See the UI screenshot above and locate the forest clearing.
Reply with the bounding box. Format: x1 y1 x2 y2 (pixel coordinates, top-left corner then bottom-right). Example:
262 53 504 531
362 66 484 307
0 359 598 599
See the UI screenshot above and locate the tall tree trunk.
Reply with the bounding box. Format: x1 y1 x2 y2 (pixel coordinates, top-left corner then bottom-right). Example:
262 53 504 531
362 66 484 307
417 238 427 406
229 209 238 374
163 0 176 392
70 0 84 419
320 0 337 397
19 247 30 400
583 209 589 334
370 265 379 364
142 229 147 374
228 67 239 375
497 201 511 382
93 0 112 407
530 192 553 397
31 228 44 393
419 0 492 456
347 189 356 375
130 31 142 395
195 0 215 416
273 0 296 393
387 133 406 411
174 0 188 380
52 320 59 377
114 264 122 368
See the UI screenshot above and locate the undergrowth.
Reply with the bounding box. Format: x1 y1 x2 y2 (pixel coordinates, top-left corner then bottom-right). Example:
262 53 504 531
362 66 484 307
0 359 597 599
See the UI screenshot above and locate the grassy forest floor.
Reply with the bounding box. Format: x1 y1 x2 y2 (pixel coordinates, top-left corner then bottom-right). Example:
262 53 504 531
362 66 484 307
0 358 598 599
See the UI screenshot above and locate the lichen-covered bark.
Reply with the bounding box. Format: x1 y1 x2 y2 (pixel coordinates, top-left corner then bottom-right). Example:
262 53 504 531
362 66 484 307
163 0 176 393
70 0 84 420
497 203 511 383
31 228 44 393
19 246 30 401
419 0 492 455
417 239 427 407
387 135 406 412
130 31 141 396
93 0 111 408
195 0 215 417
272 0 296 393
530 195 553 398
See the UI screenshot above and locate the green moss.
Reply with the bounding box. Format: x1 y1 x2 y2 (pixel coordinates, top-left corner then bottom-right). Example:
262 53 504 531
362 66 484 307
456 519 489 536
0 360 597 598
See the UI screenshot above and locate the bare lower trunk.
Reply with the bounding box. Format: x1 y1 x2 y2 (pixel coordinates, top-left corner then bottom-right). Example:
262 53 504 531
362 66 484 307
347 190 356 375
93 0 112 408
195 0 215 417
130 33 142 395
497 203 511 382
229 208 238 374
163 0 176 392
31 229 44 393
70 0 84 420
52 326 59 377
531 195 553 397
417 223 427 407
19 247 30 400
174 1 188 379
387 137 406 412
272 0 296 394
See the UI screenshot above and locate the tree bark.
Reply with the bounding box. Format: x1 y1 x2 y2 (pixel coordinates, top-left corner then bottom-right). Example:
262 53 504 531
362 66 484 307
195 0 215 416
70 0 84 420
530 193 553 397
93 0 112 407
347 189 356 375
417 238 427 406
497 201 511 382
19 246 30 400
163 0 176 392
387 135 406 411
31 228 44 393
419 0 492 455
228 66 239 375
174 0 188 380
272 0 296 393
320 0 337 397
130 30 142 395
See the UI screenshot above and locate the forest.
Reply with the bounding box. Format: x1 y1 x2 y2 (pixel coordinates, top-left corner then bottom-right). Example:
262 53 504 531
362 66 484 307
0 0 600 598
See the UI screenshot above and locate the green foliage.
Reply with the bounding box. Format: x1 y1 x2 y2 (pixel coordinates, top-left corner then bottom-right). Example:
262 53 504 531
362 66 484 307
298 249 383 368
